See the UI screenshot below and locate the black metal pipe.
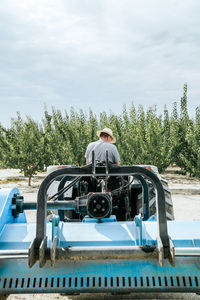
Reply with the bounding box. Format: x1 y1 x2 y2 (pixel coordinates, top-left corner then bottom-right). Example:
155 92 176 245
23 202 37 210
23 201 76 211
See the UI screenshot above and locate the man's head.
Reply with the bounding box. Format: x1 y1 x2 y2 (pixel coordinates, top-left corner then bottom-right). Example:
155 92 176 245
97 128 116 143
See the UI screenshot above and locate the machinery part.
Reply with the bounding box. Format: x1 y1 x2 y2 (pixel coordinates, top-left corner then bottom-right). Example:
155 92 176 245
87 192 112 219
49 176 81 201
2 255 200 294
148 177 175 220
4 246 200 260
133 175 149 220
11 194 24 218
29 165 172 268
11 192 113 221
11 200 77 216
47 174 81 221
0 188 27 232
57 175 74 221
132 175 174 221
1 185 200 295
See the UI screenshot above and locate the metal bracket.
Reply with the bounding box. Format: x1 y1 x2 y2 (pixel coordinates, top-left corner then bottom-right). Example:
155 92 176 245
169 236 175 266
28 238 38 268
51 236 58 268
157 236 164 267
39 237 47 268
157 235 175 267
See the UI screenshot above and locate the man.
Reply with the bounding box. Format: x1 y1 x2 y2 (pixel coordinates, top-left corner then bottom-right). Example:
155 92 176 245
85 128 120 165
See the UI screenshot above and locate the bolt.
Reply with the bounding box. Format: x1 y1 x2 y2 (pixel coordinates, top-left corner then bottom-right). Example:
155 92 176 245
96 204 101 209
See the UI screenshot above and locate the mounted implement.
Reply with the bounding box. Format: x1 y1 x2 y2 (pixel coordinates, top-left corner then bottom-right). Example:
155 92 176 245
0 158 200 296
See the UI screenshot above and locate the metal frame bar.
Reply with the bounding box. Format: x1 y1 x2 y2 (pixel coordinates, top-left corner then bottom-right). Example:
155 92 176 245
4 247 200 259
29 164 172 267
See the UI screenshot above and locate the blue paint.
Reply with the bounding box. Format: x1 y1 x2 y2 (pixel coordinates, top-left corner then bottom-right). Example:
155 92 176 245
135 214 142 245
1 257 200 293
148 215 157 221
83 215 117 223
1 188 200 294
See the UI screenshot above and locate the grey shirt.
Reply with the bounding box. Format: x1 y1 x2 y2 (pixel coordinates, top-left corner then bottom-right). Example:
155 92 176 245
85 139 120 164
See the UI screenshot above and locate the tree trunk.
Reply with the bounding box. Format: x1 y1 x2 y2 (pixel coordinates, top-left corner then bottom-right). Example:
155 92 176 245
28 174 32 186
27 166 34 186
28 169 33 186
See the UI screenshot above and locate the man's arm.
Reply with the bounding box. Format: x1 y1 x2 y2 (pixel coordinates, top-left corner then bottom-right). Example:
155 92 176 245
85 143 92 165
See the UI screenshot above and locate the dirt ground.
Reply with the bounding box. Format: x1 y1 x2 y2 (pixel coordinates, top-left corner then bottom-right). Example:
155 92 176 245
0 168 200 300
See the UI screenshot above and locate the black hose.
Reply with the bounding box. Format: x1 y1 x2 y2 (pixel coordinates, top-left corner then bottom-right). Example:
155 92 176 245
111 177 134 195
49 176 82 201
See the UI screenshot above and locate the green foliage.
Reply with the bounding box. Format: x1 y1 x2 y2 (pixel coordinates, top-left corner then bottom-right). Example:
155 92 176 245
170 83 200 176
0 83 200 183
0 113 45 185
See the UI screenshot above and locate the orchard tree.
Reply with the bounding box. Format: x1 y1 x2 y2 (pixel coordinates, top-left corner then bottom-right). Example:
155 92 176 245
134 104 147 164
87 109 98 144
50 108 74 165
171 84 191 174
143 106 163 170
160 106 172 170
0 124 7 167
42 109 57 167
182 105 200 177
1 113 45 186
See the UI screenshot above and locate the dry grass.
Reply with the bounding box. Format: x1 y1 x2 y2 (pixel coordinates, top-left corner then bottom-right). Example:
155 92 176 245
0 178 25 184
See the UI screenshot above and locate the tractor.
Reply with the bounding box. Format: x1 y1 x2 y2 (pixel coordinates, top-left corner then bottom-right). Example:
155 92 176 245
0 152 200 297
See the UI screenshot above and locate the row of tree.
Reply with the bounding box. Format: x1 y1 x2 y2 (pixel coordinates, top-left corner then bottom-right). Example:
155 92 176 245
0 84 199 185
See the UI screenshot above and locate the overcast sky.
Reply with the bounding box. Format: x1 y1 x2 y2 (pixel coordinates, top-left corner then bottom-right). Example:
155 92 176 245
0 0 200 126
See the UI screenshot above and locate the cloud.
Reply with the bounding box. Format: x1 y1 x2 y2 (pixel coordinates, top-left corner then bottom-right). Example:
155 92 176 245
0 0 200 125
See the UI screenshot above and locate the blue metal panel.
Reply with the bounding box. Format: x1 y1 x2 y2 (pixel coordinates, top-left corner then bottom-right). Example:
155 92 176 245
143 221 200 247
0 223 54 249
0 188 26 233
0 224 35 250
2 220 200 250
1 257 200 294
58 221 138 247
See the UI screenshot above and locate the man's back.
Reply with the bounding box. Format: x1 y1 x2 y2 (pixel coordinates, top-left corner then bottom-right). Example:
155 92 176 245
85 139 120 164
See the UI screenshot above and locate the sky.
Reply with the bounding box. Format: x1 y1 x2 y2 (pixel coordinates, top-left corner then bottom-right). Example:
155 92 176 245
0 0 200 126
